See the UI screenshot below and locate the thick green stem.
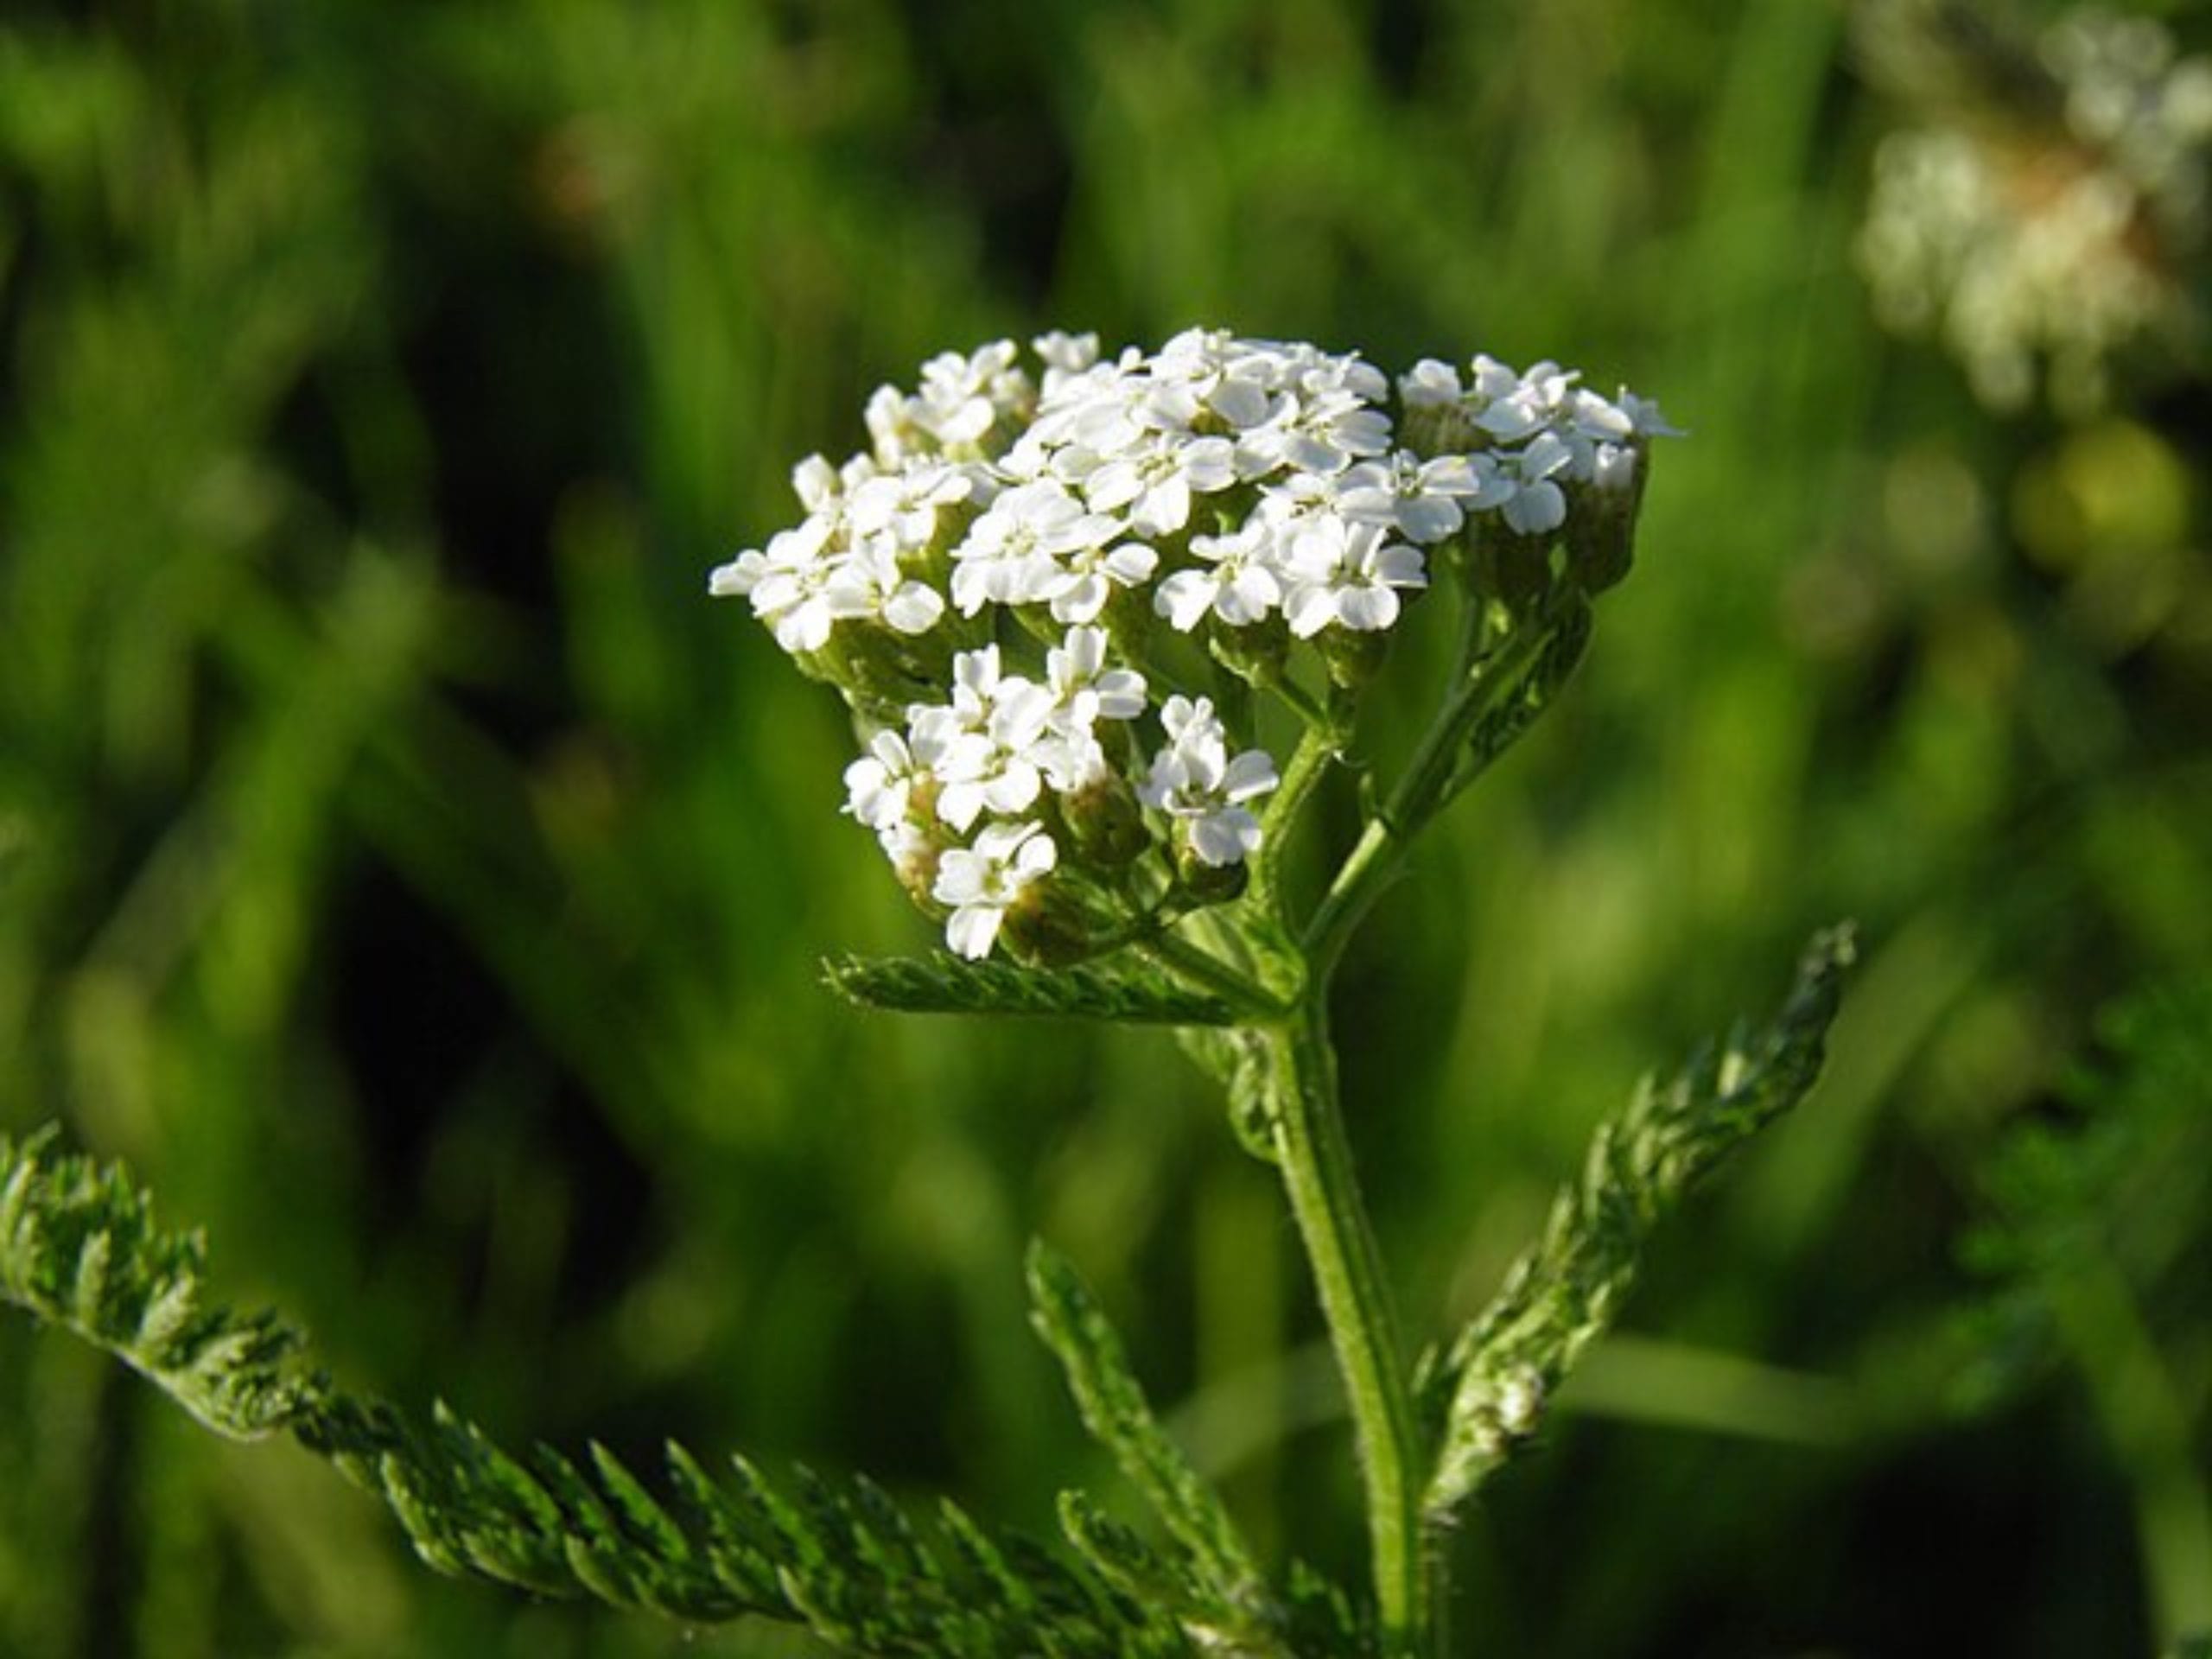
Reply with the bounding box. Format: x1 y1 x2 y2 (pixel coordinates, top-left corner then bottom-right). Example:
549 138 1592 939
1262 999 1430 1653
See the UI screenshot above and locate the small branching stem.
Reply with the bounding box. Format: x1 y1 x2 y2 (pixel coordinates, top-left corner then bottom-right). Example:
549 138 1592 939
1250 725 1343 925
1141 930 1285 1018
1303 597 1553 976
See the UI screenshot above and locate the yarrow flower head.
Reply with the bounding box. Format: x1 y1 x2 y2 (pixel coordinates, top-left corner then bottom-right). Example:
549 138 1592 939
1856 1 2212 414
714 328 1675 961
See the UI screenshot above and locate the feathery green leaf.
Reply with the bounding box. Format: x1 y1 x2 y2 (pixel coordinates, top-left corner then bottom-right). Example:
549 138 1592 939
1027 1240 1277 1641
1421 925 1856 1521
824 951 1241 1024
0 1127 1205 1656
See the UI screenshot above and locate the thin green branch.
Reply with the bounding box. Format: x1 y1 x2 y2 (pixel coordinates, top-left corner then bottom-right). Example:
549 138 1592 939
1139 929 1290 1019
1301 592 1586 980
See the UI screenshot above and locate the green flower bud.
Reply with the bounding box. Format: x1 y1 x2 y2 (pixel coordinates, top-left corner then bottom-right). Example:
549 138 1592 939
1465 518 1557 614
1061 773 1150 868
1314 625 1389 690
1001 880 1103 968
1210 614 1289 685
1174 842 1249 906
1563 444 1647 594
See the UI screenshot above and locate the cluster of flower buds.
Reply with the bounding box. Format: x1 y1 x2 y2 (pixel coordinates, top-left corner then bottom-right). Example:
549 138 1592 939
1858 5 2212 413
714 329 1675 962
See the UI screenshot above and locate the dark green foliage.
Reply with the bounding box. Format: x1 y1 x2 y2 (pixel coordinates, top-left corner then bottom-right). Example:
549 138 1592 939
1956 976 2212 1407
1421 927 1858 1520
823 953 1240 1025
0 1129 1200 1657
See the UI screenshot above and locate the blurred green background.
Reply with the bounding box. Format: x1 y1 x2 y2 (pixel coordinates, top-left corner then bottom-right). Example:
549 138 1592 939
2 0 2208 1654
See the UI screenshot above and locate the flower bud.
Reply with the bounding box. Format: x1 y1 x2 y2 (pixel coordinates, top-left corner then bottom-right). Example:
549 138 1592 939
1061 772 1150 868
1209 615 1288 685
1563 442 1646 594
1465 519 1556 614
1001 880 1100 968
1314 625 1388 690
833 623 952 705
1174 840 1249 905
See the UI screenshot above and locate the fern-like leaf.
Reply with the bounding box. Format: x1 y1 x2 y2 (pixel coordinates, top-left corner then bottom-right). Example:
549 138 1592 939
0 1126 320 1439
0 1128 1203 1656
824 952 1240 1024
1027 1241 1284 1650
1421 925 1856 1521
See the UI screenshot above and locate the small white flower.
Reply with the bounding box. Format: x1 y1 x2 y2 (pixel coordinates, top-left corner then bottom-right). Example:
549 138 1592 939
950 480 1122 615
933 821 1058 959
865 383 929 463
1497 430 1574 536
1281 518 1428 637
925 646 1058 830
1047 538 1158 624
709 517 843 653
1397 359 1464 408
1083 435 1238 536
1155 520 1284 631
846 460 974 550
825 542 946 637
843 731 929 830
1033 330 1102 391
913 340 1029 448
1046 626 1148 722
1246 386 1394 475
1336 452 1488 544
1139 696 1280 866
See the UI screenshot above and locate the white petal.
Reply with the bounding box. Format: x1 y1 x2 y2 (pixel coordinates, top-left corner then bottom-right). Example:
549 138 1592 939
1503 481 1566 537
1222 749 1280 803
1189 808 1262 866
1013 830 1058 879
1284 585 1338 639
931 849 990 908
1048 575 1108 623
1155 571 1216 632
882 582 945 634
944 904 1003 960
936 781 988 832
1336 586 1400 632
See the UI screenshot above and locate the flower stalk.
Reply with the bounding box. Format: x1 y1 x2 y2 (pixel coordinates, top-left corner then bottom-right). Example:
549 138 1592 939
1261 995 1431 1653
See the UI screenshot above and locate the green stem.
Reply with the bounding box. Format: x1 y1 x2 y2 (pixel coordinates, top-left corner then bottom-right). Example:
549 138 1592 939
1302 601 1554 977
1250 726 1341 925
1261 999 1430 1653
1140 929 1286 1018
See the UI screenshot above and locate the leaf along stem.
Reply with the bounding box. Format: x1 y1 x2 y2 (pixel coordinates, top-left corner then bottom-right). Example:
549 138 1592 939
1301 595 1563 978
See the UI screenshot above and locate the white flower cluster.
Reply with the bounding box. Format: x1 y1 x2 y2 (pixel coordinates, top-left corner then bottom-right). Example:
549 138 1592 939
1858 7 2212 413
712 329 1672 961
